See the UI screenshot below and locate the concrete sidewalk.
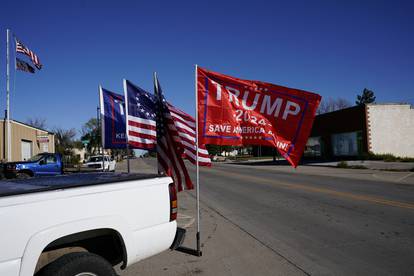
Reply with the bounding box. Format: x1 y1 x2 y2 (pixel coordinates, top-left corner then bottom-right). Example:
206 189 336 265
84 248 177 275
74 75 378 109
224 161 414 185
118 191 304 276
115 158 304 275
229 158 414 172
307 160 414 171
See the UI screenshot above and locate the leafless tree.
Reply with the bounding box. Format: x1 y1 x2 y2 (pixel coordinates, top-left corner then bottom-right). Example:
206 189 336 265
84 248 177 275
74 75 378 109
317 97 352 114
26 118 47 129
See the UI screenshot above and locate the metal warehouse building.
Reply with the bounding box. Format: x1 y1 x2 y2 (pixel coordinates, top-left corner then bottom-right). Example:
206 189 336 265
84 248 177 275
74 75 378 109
305 103 414 159
0 120 55 162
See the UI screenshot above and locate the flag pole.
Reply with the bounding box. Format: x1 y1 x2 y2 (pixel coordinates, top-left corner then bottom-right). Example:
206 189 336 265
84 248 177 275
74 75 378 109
99 86 105 172
123 79 131 173
195 64 201 256
6 29 11 161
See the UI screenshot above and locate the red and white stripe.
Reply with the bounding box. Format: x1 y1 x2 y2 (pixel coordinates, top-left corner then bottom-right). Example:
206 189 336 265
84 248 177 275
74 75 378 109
157 128 193 192
154 77 194 192
167 104 211 166
16 40 42 70
127 115 156 149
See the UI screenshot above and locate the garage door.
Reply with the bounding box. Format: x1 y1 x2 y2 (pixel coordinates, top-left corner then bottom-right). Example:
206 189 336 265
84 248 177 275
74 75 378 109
21 140 32 161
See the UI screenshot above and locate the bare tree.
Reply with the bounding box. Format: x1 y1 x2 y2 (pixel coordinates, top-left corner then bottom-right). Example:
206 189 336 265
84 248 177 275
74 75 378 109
317 97 352 114
26 118 47 129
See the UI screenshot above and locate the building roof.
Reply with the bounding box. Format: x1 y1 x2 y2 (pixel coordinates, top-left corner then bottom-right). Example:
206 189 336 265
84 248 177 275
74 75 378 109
0 119 55 135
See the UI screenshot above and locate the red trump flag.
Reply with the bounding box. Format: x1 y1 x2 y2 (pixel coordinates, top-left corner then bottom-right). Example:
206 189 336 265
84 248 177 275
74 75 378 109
197 66 321 167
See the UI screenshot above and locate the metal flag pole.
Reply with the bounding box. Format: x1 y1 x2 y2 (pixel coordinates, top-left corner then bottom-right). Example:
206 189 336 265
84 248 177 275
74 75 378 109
123 79 131 173
195 64 201 256
164 68 201 258
99 86 105 172
6 29 11 161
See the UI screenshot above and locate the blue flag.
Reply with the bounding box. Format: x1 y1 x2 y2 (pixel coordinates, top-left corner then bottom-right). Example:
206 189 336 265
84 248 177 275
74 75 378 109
99 87 127 149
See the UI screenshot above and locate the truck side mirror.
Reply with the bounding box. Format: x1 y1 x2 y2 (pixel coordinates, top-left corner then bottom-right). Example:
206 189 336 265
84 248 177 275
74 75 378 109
39 160 45 165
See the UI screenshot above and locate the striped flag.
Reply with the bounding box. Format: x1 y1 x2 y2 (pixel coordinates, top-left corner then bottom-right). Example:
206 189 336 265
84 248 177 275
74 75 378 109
16 57 35 73
123 79 157 150
154 74 193 191
167 104 211 166
15 39 42 70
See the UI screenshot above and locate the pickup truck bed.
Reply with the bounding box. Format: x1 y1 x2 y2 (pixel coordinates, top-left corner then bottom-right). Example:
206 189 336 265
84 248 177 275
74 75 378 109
0 172 178 276
0 173 159 197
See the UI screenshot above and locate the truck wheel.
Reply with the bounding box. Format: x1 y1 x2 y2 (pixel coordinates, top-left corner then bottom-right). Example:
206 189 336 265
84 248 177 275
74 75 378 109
36 252 116 276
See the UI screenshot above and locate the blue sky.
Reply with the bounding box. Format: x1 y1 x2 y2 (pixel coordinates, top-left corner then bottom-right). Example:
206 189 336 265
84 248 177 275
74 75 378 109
1 0 413 134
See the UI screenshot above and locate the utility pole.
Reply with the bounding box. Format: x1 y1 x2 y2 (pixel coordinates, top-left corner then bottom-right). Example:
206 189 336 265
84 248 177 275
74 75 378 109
6 29 11 161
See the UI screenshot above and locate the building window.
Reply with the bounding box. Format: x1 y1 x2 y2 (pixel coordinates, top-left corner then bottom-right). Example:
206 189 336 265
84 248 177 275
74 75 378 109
331 132 359 156
305 137 322 157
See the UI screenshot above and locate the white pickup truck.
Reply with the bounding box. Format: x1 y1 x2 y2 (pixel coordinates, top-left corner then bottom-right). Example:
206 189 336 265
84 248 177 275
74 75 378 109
0 173 185 276
82 155 116 172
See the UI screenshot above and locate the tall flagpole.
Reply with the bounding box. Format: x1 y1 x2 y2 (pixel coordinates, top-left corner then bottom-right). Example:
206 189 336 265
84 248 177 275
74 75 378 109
195 64 201 256
99 86 105 172
6 29 11 161
123 79 131 173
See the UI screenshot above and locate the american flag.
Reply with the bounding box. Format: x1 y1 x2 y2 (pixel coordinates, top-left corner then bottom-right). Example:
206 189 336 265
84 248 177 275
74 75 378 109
154 74 194 191
167 104 211 166
15 39 42 70
123 80 157 150
16 57 35 74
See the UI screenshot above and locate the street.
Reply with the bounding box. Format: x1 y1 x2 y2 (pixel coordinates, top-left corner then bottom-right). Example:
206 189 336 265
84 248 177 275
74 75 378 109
118 158 414 275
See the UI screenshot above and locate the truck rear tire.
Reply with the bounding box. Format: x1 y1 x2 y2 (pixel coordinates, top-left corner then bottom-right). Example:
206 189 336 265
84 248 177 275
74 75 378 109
36 252 117 276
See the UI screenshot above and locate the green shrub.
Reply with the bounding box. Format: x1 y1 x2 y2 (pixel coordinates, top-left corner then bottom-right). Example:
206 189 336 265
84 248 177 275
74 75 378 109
337 161 367 169
365 152 414 162
401 157 414 162
337 161 348 168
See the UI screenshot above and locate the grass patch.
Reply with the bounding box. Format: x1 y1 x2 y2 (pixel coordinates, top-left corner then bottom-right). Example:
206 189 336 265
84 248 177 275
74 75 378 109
337 161 367 169
337 161 349 168
363 152 414 162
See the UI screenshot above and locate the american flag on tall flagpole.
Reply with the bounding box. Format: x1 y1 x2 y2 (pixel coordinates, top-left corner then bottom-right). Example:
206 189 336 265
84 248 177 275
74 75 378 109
167 104 211 166
154 73 193 191
123 79 157 150
15 39 42 70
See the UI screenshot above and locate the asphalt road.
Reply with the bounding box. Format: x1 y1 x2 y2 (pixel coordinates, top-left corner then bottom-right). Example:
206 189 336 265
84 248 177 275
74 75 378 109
187 161 414 275
119 159 414 275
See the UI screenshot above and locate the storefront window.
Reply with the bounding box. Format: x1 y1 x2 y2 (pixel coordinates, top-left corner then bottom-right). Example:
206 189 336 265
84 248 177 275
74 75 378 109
305 137 322 157
332 132 359 156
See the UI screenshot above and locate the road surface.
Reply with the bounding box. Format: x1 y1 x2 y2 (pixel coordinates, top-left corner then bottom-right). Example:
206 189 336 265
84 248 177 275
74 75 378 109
118 158 414 275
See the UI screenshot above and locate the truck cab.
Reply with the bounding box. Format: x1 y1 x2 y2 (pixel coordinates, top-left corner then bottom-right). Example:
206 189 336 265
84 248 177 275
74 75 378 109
82 155 116 172
4 153 63 179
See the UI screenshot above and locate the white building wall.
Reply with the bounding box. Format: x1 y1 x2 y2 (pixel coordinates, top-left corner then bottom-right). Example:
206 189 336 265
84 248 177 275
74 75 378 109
366 104 414 157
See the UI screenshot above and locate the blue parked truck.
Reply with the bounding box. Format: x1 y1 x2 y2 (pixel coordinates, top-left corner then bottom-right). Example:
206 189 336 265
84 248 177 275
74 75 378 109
4 153 63 179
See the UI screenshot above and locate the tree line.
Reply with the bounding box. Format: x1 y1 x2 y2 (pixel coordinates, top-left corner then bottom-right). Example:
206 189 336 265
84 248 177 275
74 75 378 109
317 88 376 114
25 118 127 164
